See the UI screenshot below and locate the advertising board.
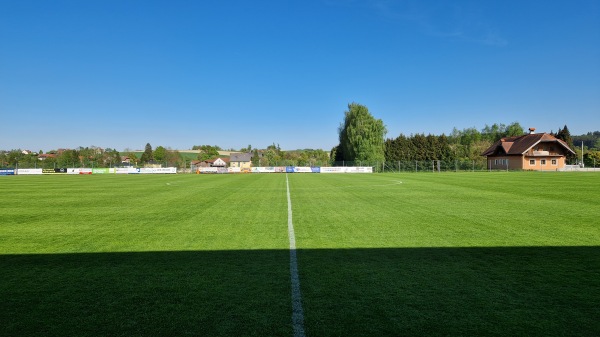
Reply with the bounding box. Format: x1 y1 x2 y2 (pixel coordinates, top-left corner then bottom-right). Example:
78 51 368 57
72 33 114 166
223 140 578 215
293 167 313 173
198 167 219 174
346 167 373 173
42 168 68 174
0 169 15 175
154 167 177 174
320 167 343 173
92 168 114 174
116 167 140 174
17 169 43 175
320 167 373 173
251 167 277 173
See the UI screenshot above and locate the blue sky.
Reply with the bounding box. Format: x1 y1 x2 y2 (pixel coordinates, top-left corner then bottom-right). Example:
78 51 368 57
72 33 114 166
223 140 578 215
1 0 599 151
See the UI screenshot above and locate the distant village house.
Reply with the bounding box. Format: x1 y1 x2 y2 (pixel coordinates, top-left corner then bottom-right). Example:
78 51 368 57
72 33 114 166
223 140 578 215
482 128 575 171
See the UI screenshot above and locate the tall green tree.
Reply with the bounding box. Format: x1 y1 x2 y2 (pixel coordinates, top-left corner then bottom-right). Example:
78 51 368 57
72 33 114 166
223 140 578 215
505 122 524 137
140 143 153 163
556 125 574 149
556 125 576 162
153 146 167 162
337 103 387 163
197 145 220 161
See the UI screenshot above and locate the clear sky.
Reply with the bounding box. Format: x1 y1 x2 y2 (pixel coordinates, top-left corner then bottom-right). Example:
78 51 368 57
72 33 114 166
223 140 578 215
1 0 599 152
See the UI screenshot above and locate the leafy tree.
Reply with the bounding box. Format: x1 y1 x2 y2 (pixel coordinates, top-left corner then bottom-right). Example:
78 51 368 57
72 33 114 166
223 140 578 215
164 149 182 167
337 103 387 163
197 145 220 161
252 149 260 166
154 146 167 162
505 122 524 137
140 143 153 163
239 145 252 153
57 149 80 167
583 150 600 167
124 151 139 166
330 145 343 163
105 149 121 167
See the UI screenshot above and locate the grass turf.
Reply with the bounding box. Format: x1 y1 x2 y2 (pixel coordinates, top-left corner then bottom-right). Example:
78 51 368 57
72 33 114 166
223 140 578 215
1 172 599 336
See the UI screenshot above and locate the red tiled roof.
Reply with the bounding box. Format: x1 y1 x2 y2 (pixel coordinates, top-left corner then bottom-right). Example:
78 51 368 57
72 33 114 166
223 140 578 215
482 133 575 156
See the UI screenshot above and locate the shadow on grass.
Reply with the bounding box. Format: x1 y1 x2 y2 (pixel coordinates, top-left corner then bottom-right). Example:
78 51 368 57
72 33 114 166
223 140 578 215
1 247 599 337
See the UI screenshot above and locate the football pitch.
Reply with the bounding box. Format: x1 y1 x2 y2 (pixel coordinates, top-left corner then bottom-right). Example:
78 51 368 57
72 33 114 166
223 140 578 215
1 172 599 336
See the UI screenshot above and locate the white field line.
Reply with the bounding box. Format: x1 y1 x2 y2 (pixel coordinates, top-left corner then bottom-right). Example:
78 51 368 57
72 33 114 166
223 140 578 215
286 174 306 337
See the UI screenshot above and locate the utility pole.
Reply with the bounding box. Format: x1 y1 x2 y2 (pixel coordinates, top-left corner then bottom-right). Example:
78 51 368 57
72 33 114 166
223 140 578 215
581 141 584 167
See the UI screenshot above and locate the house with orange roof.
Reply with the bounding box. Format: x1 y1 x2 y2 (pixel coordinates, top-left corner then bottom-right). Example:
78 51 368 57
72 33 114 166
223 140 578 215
482 128 575 171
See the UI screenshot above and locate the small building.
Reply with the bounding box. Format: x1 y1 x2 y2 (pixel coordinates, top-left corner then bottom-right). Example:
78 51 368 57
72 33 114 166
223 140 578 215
195 157 230 168
229 153 253 169
482 128 575 171
208 157 229 167
38 154 56 160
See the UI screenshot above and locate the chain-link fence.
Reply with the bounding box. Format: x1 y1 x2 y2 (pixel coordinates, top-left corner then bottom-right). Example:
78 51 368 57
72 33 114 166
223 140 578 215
330 160 488 173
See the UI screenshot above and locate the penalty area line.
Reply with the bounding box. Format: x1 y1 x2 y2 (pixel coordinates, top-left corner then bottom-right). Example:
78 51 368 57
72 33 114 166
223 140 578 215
286 174 306 337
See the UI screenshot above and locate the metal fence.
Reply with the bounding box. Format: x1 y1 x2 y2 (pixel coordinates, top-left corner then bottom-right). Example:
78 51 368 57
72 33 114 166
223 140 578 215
331 160 488 173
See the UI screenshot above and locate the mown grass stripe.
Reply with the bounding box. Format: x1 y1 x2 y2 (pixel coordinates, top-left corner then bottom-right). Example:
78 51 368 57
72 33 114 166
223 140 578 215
286 174 306 337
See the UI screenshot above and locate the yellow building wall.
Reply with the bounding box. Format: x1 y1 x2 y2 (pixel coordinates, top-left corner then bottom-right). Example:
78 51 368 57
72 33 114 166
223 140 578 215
522 156 564 171
487 155 566 171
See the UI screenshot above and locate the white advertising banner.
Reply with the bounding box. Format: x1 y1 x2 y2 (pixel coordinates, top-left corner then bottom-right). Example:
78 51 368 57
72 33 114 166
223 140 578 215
139 167 177 174
198 167 219 173
67 168 93 175
16 168 43 175
320 167 373 173
251 167 276 173
154 167 177 174
346 166 373 173
320 167 345 173
228 167 241 173
116 167 140 174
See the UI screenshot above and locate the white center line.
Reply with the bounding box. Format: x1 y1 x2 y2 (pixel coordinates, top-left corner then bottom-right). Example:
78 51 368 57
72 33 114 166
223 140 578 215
286 174 306 337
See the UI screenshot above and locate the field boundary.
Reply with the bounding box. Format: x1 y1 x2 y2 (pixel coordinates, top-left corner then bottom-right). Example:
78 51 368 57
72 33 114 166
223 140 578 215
286 174 306 337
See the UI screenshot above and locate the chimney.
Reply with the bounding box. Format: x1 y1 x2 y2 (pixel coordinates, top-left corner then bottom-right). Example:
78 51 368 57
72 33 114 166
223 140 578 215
528 127 536 134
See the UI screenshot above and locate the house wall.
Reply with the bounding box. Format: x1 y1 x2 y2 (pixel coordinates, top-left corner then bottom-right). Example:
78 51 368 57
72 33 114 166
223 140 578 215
487 155 568 171
212 158 226 167
230 161 251 168
487 156 523 170
522 156 565 171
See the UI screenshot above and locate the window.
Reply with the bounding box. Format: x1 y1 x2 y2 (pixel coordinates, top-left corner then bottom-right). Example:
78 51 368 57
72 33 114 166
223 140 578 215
541 159 546 165
530 159 535 165
552 159 557 165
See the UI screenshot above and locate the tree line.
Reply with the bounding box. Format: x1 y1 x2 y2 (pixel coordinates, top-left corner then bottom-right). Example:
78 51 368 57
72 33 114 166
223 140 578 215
332 102 599 166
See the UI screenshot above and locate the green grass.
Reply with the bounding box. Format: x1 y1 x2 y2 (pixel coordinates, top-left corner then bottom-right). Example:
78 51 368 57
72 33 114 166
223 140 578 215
1 173 599 336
